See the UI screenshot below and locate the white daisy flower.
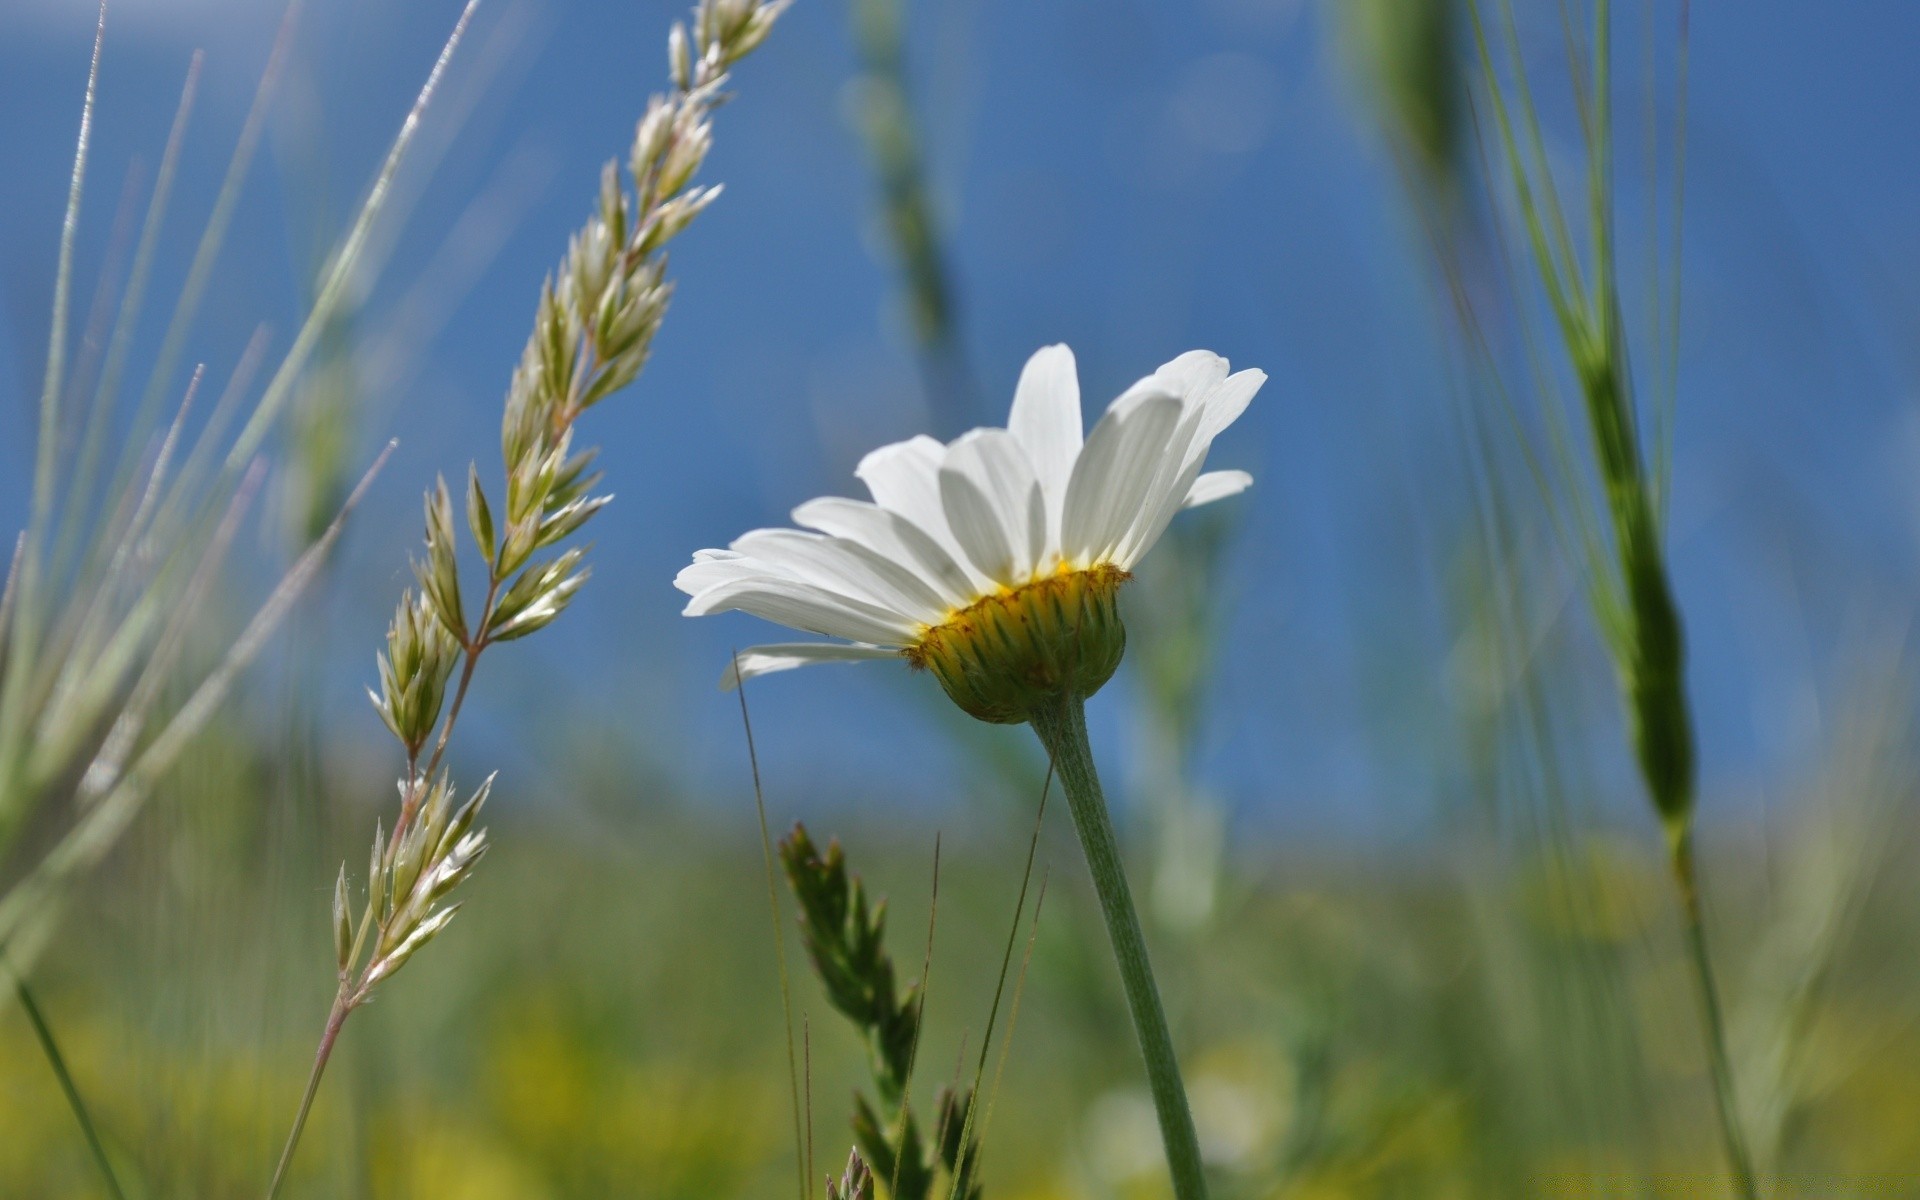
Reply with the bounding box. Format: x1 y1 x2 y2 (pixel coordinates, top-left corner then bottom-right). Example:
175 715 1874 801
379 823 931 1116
676 343 1263 722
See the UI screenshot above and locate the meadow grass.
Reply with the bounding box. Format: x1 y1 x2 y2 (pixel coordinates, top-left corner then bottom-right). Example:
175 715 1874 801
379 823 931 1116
4 1 1917 1198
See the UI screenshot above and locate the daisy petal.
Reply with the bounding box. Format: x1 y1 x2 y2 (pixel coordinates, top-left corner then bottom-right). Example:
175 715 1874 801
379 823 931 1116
1109 350 1229 419
855 434 993 592
1062 392 1182 565
1114 395 1214 566
683 576 920 645
938 474 1013 587
674 549 771 596
854 435 949 537
1006 344 1081 537
1115 367 1264 563
1189 368 1264 453
733 529 949 623
720 642 902 690
1183 469 1252 509
1118 451 1208 568
1151 349 1230 401
940 429 1046 585
792 497 974 607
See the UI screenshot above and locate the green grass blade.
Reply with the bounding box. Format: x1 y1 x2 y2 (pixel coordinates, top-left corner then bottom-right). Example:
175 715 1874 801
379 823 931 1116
63 52 205 572
5 957 128 1200
225 0 483 472
33 3 104 543
116 7 297 483
3 7 106 820
0 443 394 958
28 369 210 789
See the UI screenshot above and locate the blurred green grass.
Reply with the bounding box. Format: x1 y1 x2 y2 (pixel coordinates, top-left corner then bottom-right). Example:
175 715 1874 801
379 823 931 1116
4 710 1918 1198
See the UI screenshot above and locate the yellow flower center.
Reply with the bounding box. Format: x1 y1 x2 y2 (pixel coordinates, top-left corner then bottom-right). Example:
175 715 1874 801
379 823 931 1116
905 563 1130 724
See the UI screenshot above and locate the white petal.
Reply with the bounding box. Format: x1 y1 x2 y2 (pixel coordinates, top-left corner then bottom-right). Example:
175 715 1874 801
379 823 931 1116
792 497 974 608
855 435 992 593
674 549 767 596
1113 396 1213 566
1150 349 1230 402
1189 368 1263 454
1115 367 1264 565
854 435 949 537
720 642 901 690
939 429 1047 586
1006 344 1081 545
1183 469 1252 509
1117 451 1208 569
731 529 948 623
1061 393 1182 565
1107 350 1229 419
683 576 920 645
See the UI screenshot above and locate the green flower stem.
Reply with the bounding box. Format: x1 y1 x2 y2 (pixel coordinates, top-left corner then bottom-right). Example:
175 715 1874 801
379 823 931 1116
1029 693 1207 1200
1666 823 1760 1200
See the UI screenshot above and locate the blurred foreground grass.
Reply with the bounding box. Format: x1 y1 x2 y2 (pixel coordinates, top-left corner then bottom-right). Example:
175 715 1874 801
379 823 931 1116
5 721 1919 1198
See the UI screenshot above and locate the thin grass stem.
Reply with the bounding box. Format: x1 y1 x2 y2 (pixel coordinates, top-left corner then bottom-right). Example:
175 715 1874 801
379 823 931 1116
1668 826 1761 1200
264 992 350 1200
734 661 810 1200
804 1016 816 1194
226 0 480 473
888 834 942 1200
115 6 296 491
973 867 1050 1172
943 762 1052 1198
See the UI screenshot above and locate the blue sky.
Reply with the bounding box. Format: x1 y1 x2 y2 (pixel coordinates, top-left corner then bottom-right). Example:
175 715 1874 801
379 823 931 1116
2 0 1917 839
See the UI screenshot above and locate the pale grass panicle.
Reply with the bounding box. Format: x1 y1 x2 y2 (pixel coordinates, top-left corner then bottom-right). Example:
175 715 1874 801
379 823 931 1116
264 1 793 1195
330 0 794 1022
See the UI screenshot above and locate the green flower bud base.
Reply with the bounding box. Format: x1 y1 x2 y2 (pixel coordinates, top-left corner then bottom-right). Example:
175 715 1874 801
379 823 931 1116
906 563 1128 724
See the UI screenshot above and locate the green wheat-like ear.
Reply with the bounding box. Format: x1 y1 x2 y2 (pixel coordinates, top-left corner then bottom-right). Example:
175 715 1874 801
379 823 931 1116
1453 3 1754 1195
1338 0 1466 208
782 825 919 1094
846 0 972 431
782 823 983 1200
